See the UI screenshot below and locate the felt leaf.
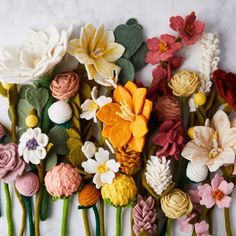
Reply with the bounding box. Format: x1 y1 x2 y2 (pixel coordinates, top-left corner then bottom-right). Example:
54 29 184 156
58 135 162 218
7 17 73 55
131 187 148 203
126 18 139 26
114 24 143 59
79 82 91 102
130 166 141 175
67 137 83 150
35 75 52 88
66 128 81 139
8 85 18 106
116 58 135 85
81 120 94 142
26 87 49 111
68 148 87 168
130 42 148 71
48 126 68 155
45 150 57 171
19 85 34 99
0 83 7 97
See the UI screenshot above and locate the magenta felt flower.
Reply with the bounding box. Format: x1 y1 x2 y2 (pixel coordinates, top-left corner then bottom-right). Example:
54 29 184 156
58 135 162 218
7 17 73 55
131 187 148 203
145 34 182 64
198 174 234 208
178 213 196 233
194 221 210 236
169 11 205 45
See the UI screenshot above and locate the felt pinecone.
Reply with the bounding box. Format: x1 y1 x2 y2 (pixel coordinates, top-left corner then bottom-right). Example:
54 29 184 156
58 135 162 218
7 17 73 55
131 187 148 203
132 195 157 236
115 145 141 175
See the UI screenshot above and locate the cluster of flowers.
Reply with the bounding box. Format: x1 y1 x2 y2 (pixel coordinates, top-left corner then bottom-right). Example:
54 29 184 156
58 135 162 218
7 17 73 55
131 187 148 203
0 11 235 236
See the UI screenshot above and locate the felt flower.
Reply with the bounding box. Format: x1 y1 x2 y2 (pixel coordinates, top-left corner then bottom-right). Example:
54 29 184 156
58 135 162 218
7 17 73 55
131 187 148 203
18 127 49 165
81 141 97 159
50 71 80 100
145 34 182 64
178 213 196 233
170 11 205 45
0 142 26 183
78 184 100 207
80 86 112 122
0 25 72 84
82 147 120 189
68 23 125 87
194 221 210 236
197 174 234 208
97 81 152 152
182 110 236 171
213 70 236 110
168 70 200 97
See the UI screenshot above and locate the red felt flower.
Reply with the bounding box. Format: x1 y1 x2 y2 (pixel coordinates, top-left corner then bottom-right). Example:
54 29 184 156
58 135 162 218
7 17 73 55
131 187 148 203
213 69 236 110
170 11 205 45
145 34 182 64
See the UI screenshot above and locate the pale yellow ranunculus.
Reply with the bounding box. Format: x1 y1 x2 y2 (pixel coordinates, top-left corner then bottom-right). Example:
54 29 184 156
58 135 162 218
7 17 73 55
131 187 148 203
68 24 125 87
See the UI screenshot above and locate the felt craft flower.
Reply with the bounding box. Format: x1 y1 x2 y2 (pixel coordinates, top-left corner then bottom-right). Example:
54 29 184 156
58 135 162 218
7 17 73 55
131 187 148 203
182 110 236 171
50 71 80 100
18 127 49 165
0 142 26 183
68 23 125 87
197 174 234 208
80 86 112 122
145 34 182 64
78 184 100 207
153 119 185 159
82 147 120 189
170 11 205 45
194 221 210 236
178 213 196 233
81 141 97 159
213 69 236 110
168 70 200 97
97 81 152 152
0 25 72 84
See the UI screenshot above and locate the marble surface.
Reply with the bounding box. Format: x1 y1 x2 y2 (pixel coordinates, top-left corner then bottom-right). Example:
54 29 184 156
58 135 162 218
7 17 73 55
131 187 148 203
0 0 236 235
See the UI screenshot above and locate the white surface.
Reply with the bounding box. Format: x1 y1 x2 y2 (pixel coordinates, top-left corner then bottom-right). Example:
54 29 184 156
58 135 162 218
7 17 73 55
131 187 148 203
0 0 236 235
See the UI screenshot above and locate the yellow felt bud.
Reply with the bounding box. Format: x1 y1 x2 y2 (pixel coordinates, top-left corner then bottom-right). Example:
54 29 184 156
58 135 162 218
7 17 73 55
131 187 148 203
194 92 206 106
2 82 13 90
187 127 194 139
25 114 39 128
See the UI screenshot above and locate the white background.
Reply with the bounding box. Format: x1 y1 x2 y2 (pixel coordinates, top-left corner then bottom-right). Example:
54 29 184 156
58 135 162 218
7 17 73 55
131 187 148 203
0 0 236 235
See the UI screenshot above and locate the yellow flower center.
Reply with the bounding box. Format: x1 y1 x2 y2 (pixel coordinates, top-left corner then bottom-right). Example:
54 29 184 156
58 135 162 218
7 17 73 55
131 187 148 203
89 101 99 111
208 132 223 158
97 163 109 174
159 42 169 52
116 101 135 121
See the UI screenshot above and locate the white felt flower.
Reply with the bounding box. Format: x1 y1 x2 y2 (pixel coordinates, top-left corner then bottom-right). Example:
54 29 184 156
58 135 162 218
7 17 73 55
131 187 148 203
80 86 112 122
81 141 97 159
82 147 120 188
18 128 49 165
0 25 72 84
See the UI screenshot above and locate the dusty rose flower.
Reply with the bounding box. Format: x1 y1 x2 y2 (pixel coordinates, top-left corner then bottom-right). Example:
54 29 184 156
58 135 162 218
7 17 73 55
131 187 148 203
194 221 210 236
0 142 26 183
178 213 196 233
50 71 80 100
0 124 5 139
155 95 181 122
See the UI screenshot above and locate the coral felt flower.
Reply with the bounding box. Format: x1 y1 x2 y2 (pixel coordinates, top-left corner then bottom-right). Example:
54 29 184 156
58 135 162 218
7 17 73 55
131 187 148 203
145 34 182 64
68 23 125 87
18 127 49 164
197 174 234 208
82 147 120 189
170 11 205 45
80 86 112 122
0 25 72 84
97 81 152 152
182 110 236 171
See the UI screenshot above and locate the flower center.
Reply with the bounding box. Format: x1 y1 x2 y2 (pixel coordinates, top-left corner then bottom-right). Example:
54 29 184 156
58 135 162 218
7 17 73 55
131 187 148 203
159 42 169 52
116 101 135 121
26 138 39 150
90 47 105 58
97 163 109 174
89 101 99 111
184 24 194 36
212 189 224 201
208 132 223 158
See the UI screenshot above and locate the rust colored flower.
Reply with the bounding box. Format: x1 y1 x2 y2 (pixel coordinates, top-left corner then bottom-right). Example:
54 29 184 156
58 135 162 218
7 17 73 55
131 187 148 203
78 184 100 207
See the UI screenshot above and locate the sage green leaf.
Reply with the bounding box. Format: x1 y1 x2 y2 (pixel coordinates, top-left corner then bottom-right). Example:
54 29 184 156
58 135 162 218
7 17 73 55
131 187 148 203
126 18 143 29
19 85 33 99
116 58 135 85
17 99 34 129
45 150 57 171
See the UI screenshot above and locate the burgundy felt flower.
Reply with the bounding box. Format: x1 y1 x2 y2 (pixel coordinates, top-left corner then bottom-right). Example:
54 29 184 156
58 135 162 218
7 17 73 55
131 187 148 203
145 34 182 64
153 119 185 159
170 11 205 45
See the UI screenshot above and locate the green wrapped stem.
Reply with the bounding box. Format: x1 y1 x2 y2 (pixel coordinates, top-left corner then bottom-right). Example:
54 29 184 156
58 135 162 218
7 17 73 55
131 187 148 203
99 199 105 236
23 196 34 236
224 208 232 236
61 197 70 236
92 205 100 236
116 207 122 236
167 218 172 236
40 188 51 221
82 209 91 236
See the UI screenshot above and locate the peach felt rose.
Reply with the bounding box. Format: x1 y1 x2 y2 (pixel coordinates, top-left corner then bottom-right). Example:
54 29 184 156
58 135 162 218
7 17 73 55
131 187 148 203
50 71 80 100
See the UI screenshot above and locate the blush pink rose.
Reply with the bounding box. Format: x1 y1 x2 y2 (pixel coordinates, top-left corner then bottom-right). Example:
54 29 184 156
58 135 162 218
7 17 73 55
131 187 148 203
50 71 80 100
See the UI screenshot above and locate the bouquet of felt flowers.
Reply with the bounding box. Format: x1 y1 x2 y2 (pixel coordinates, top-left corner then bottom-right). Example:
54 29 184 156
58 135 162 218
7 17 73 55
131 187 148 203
0 11 235 236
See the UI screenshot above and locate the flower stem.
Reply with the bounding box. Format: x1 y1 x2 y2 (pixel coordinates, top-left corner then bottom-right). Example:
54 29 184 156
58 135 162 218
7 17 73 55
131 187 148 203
167 218 172 236
92 205 100 236
82 209 91 236
61 197 70 236
23 196 34 236
224 208 232 236
116 207 122 236
99 199 105 236
3 183 14 236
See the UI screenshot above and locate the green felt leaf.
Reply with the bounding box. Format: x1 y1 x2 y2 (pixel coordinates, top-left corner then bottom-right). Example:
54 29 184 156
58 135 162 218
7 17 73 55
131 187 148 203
45 150 57 171
8 85 18 106
116 58 135 85
17 99 34 129
0 83 7 97
48 126 68 155
79 82 91 102
35 75 52 88
67 137 83 150
126 18 143 29
25 87 49 111
114 24 143 59
130 42 148 71
19 85 34 99
68 148 86 168
81 120 93 142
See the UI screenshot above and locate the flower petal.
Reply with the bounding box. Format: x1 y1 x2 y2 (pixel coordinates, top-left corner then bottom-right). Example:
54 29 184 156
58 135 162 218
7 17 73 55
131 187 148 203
37 133 49 147
95 148 109 163
82 159 98 174
96 96 112 108
103 42 125 62
218 180 234 195
93 173 102 189
130 115 148 138
193 126 214 148
100 170 115 184
216 196 232 208
36 146 47 160
106 159 120 172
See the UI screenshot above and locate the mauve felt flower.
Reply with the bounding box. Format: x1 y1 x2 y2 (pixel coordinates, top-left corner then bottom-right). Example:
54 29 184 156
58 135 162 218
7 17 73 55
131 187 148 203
0 142 26 183
50 71 80 100
194 221 210 236
178 213 196 233
153 119 185 159
213 69 236 110
145 34 182 64
197 174 234 208
170 11 205 45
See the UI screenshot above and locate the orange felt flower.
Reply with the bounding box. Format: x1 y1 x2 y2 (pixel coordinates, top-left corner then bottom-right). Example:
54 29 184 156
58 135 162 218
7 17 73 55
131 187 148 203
97 81 152 152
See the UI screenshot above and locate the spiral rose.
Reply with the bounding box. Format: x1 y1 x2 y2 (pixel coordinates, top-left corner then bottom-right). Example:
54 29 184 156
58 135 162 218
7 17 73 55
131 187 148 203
78 184 100 207
160 188 193 219
0 142 26 183
50 71 80 100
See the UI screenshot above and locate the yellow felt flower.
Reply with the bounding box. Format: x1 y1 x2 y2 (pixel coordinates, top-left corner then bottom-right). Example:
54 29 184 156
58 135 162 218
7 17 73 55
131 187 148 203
68 24 125 87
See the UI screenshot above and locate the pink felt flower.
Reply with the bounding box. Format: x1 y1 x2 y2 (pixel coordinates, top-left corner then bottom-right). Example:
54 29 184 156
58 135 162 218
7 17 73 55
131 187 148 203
178 213 196 233
189 189 201 204
198 174 234 208
194 221 210 236
145 34 182 64
233 160 236 175
169 11 205 45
